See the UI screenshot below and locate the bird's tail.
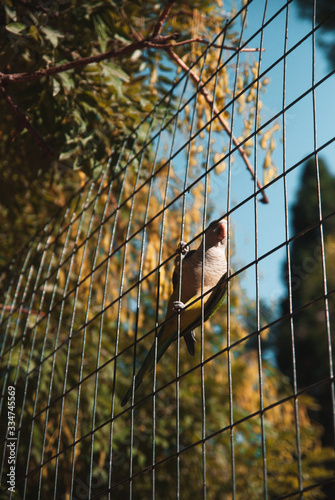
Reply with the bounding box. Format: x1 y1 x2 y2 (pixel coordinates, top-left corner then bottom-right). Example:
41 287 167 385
120 342 155 407
120 326 176 407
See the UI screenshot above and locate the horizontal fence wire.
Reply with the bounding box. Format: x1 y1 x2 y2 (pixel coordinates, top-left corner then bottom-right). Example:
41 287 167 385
1 0 335 499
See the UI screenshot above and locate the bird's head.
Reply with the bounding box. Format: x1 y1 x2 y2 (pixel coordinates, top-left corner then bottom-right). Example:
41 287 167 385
204 217 227 248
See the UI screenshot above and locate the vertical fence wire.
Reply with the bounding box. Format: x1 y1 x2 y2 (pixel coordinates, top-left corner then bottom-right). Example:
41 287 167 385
151 72 191 500
105 140 129 499
225 4 251 496
68 160 115 498
311 0 335 453
281 2 304 495
253 2 268 498
52 179 102 500
199 26 229 499
125 115 157 500
174 48 207 500
108 134 142 499
87 153 118 497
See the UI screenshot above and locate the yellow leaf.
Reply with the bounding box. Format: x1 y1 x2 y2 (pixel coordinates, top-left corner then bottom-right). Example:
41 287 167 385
260 136 267 149
215 161 226 175
29 25 39 41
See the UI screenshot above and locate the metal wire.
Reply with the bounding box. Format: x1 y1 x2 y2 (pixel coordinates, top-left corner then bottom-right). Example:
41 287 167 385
282 2 304 494
1 1 335 499
311 0 335 450
253 2 268 497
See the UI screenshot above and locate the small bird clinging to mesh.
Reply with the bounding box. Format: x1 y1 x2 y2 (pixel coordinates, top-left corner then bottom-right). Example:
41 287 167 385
121 217 229 407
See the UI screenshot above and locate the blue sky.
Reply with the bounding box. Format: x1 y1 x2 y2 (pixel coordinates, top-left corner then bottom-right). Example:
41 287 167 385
151 0 334 314
213 0 335 308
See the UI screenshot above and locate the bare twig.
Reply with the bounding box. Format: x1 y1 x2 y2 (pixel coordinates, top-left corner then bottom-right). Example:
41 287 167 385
153 34 265 51
219 45 265 52
0 0 268 194
165 48 269 204
0 4 177 156
119 6 144 42
153 1 176 37
0 303 47 317
145 39 265 50
0 36 263 86
144 36 206 49
0 40 146 85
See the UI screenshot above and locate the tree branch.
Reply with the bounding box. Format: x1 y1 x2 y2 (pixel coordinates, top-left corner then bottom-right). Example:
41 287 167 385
0 35 263 86
0 303 47 317
0 3 179 86
219 45 265 52
145 38 265 50
165 48 269 204
119 6 144 42
0 40 146 85
153 1 176 37
0 3 178 158
0 0 268 194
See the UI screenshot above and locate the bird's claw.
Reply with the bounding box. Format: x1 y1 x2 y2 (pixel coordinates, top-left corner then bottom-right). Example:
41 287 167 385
172 300 185 312
178 241 190 256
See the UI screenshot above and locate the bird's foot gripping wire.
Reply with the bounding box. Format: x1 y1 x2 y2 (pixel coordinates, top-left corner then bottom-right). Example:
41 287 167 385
171 300 197 355
172 300 185 312
178 241 190 257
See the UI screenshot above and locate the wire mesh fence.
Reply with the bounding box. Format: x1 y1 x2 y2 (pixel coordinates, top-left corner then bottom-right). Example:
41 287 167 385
1 0 335 498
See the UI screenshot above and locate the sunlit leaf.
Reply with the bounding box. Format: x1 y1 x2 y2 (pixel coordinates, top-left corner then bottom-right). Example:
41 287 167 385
6 22 26 35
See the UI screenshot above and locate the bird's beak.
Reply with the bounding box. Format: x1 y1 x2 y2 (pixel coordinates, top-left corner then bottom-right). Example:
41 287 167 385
217 222 226 241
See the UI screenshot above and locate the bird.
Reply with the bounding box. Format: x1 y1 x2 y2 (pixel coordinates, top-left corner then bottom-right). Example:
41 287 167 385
121 217 229 407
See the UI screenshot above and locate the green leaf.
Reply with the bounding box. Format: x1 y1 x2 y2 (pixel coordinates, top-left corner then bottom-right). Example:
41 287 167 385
52 79 61 97
59 147 78 161
102 63 130 83
41 26 63 48
57 72 75 92
6 23 27 35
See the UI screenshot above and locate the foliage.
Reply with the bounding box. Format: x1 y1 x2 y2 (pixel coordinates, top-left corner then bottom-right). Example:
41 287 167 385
0 0 278 266
274 159 335 403
296 0 335 69
1 2 332 498
0 0 161 264
1 149 334 498
272 157 335 497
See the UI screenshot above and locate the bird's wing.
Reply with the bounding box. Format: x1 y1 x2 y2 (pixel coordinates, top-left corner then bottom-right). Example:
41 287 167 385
173 270 228 355
172 249 196 291
159 271 229 347
120 272 228 407
172 249 197 355
178 271 229 337
204 271 229 321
